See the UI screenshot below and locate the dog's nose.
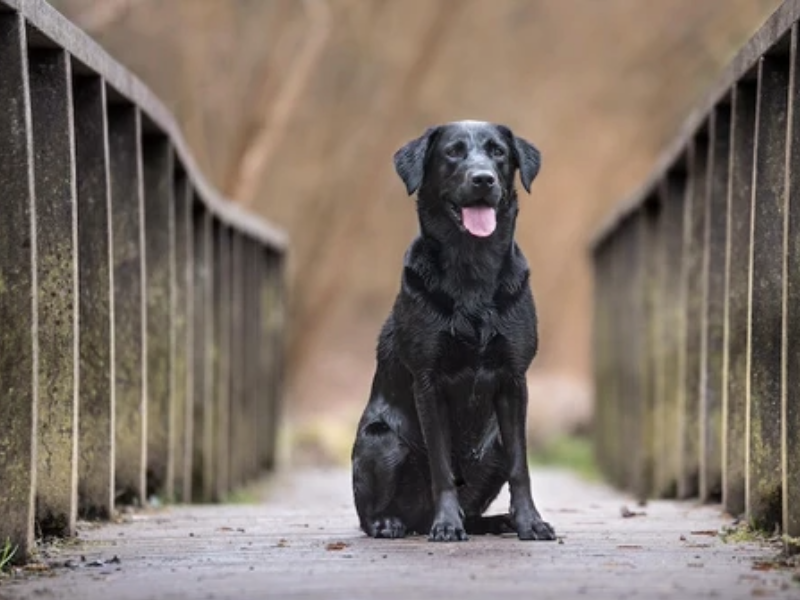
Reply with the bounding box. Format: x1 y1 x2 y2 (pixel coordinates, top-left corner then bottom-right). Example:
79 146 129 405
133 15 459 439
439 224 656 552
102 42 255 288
471 171 496 188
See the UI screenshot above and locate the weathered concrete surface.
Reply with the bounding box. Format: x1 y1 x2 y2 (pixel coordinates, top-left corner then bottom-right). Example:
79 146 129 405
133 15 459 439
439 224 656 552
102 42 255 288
723 82 756 521
74 74 114 521
108 104 147 508
142 136 174 501
748 56 788 532
3 468 798 600
0 9 37 560
30 47 79 540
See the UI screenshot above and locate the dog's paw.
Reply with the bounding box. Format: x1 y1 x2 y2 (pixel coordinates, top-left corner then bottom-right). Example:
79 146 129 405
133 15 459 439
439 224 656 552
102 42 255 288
370 516 407 539
516 517 556 541
428 520 468 542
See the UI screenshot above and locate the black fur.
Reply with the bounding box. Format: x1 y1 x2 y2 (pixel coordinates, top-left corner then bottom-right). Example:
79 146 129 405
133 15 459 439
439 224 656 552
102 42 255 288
351 120 556 543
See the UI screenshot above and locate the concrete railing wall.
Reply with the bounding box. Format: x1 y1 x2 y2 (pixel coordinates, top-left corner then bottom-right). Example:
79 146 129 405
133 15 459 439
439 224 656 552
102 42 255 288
0 0 288 560
591 0 800 545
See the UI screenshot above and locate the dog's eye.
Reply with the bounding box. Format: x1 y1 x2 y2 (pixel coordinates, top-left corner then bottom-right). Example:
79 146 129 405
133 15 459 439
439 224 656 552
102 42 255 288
445 144 466 159
490 145 506 158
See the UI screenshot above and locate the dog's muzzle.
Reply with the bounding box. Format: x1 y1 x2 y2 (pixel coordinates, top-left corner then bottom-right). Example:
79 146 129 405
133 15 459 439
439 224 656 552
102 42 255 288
456 170 501 237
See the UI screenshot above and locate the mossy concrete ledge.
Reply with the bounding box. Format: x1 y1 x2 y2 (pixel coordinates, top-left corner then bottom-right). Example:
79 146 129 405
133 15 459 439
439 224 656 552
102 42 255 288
0 0 288 561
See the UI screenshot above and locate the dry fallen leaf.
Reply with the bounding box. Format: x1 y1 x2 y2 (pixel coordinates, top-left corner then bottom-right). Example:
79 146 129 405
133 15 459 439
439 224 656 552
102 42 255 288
325 541 349 551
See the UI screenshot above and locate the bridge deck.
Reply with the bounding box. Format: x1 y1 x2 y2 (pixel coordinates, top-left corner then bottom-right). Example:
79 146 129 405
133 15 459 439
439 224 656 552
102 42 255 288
2 468 797 600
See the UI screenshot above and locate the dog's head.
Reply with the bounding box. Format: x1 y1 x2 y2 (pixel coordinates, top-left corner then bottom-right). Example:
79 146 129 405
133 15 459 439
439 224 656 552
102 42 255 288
393 120 540 239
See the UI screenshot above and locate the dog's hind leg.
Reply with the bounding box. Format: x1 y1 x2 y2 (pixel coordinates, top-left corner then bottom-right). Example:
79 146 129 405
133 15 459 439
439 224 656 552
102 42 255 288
352 419 411 539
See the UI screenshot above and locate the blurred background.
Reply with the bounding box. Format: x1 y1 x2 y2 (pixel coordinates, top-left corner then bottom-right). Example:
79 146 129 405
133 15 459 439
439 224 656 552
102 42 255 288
52 0 780 470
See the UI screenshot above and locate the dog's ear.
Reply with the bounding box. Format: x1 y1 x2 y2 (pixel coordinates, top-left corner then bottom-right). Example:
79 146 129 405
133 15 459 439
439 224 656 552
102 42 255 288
498 126 541 193
393 127 439 196
513 135 541 193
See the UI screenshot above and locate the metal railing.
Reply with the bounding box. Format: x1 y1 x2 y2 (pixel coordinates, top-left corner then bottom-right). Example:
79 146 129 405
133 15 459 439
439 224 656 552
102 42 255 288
591 0 800 544
0 0 288 560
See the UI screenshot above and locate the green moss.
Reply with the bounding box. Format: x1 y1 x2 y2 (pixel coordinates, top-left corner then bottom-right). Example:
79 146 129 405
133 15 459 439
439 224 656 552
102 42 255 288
783 534 800 555
748 403 783 531
719 522 768 544
225 490 258 505
0 538 18 571
529 435 601 482
35 242 77 537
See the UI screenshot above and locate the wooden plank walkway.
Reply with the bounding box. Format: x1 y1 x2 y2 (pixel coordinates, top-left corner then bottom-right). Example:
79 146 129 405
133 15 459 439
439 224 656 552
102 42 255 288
2 468 798 600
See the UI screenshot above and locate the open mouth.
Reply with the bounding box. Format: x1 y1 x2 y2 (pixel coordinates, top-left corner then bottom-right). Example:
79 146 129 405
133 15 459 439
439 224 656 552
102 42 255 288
452 203 497 238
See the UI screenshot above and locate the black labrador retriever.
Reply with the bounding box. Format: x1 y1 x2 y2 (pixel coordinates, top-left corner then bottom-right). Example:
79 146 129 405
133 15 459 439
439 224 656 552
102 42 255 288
351 120 556 543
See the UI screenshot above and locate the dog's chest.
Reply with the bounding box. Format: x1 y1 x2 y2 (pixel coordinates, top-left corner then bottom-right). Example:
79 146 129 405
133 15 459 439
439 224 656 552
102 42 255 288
438 304 505 375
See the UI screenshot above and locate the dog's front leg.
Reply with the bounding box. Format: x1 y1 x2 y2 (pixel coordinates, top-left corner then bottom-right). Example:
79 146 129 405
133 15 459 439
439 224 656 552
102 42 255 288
413 374 466 542
495 376 556 541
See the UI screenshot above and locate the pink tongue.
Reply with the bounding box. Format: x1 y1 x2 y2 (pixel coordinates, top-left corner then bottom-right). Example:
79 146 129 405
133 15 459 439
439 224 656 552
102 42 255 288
461 206 497 237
